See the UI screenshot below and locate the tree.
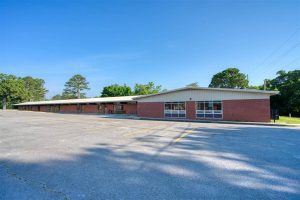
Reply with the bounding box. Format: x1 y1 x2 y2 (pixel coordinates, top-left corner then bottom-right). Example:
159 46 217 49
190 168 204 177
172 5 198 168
61 91 77 99
22 76 48 101
63 74 89 99
51 94 63 100
209 68 249 88
247 85 260 90
0 73 29 109
134 82 162 95
186 82 199 87
267 70 300 116
101 84 132 97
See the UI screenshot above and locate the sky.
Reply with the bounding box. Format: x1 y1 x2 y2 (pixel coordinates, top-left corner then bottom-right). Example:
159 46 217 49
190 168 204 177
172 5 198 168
1 0 299 98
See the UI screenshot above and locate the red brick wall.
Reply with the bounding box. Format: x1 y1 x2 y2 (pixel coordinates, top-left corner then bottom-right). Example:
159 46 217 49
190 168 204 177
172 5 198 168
40 105 47 112
82 105 99 113
223 99 270 122
137 102 164 118
60 105 78 113
106 104 114 114
186 101 196 120
124 104 137 115
31 106 39 111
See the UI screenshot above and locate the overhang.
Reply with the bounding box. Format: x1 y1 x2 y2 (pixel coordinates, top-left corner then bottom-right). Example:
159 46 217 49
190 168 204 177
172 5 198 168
14 96 140 106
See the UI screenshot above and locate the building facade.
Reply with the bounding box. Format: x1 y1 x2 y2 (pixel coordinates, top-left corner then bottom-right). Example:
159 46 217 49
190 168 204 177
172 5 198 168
14 87 278 122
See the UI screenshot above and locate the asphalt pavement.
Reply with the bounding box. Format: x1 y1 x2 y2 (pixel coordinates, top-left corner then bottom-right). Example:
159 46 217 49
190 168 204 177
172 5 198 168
1 110 300 200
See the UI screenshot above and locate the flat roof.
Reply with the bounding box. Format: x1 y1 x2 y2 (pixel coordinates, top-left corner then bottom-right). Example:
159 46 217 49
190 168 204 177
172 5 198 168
14 96 140 106
133 86 279 100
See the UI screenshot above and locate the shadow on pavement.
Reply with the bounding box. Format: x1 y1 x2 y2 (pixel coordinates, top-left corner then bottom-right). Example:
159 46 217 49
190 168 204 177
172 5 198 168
1 125 300 200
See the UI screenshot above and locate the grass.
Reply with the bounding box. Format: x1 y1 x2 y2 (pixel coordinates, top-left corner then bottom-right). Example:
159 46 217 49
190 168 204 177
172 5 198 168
272 116 300 124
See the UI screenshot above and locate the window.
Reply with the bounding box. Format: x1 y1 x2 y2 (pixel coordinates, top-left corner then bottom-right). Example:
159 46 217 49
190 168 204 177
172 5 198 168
164 102 186 118
116 104 124 111
196 101 222 119
213 101 222 118
54 105 60 112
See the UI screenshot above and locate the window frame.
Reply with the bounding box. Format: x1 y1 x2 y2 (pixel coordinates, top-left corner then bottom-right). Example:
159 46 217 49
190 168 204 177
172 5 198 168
196 101 223 119
164 102 186 118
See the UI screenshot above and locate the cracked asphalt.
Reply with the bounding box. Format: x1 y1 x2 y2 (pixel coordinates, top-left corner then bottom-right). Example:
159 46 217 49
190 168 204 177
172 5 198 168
0 110 300 200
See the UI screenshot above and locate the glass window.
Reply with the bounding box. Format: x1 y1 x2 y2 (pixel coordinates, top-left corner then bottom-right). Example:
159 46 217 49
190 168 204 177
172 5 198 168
205 102 213 110
197 102 205 110
196 101 223 119
214 114 222 119
117 104 124 110
178 103 185 110
172 103 178 110
172 113 179 118
165 103 171 110
165 113 171 117
164 102 186 118
213 101 222 111
197 113 205 118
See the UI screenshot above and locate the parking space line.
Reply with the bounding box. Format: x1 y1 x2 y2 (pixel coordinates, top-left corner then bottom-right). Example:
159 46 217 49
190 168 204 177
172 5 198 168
174 128 196 143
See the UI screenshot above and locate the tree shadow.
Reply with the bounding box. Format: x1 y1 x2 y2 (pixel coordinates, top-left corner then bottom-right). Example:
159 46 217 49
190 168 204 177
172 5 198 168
1 125 300 200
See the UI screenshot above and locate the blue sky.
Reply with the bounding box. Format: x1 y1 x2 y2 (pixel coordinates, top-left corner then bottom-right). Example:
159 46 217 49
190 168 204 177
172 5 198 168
1 0 299 98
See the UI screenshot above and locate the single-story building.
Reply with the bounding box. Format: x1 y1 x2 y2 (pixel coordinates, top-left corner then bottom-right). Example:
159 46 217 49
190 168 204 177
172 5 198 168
14 87 278 122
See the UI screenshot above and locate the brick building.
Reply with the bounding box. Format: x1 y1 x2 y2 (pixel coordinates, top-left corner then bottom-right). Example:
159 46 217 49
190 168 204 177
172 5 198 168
14 87 278 122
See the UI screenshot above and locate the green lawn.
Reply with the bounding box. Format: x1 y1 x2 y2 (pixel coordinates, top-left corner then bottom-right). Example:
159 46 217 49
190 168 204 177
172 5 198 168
272 116 300 124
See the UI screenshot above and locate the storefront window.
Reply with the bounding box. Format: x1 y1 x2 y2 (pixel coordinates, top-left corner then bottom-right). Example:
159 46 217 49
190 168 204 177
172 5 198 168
164 102 186 118
196 101 222 119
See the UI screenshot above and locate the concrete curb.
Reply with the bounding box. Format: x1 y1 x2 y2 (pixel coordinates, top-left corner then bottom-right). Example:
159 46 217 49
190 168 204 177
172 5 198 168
136 117 299 127
3 110 298 127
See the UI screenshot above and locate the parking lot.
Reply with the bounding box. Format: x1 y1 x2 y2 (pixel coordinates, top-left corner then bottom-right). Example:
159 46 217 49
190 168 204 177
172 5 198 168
1 110 300 200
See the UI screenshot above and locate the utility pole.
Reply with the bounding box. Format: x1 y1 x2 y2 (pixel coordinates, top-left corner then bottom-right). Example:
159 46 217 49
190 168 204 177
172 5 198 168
264 79 267 90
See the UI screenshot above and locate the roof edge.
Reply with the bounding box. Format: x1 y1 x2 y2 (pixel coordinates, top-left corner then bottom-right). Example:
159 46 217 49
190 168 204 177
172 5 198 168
14 95 141 106
133 86 279 100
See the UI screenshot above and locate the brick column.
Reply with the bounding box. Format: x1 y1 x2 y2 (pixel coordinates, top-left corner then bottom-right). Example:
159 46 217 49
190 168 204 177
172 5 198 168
186 101 196 120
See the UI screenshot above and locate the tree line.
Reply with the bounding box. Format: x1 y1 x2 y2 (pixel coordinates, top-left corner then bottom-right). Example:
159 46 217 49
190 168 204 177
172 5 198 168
1 68 299 116
0 74 47 109
208 68 300 117
50 75 164 100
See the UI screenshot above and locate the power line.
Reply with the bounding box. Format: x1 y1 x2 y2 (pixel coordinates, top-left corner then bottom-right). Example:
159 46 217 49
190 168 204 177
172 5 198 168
257 28 300 67
250 28 300 77
257 42 300 77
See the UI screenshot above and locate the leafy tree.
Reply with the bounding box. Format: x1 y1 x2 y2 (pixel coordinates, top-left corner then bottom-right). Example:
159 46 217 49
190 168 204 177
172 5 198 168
247 85 260 90
0 73 29 109
63 74 89 99
134 82 162 95
267 70 300 116
101 84 132 97
186 82 199 87
209 68 249 88
22 76 48 101
51 94 63 100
